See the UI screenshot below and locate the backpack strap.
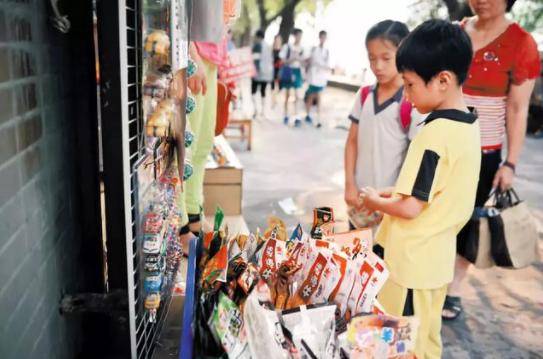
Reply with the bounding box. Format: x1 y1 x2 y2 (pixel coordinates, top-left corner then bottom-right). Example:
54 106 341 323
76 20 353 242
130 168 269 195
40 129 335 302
360 85 372 106
399 99 412 132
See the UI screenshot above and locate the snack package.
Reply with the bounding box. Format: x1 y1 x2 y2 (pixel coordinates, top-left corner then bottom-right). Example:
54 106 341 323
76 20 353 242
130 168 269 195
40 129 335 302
243 281 291 359
202 244 228 286
237 263 260 295
348 207 383 229
256 238 286 282
310 207 335 239
264 216 288 241
209 292 251 359
347 253 389 317
324 228 373 259
356 253 388 314
288 252 329 307
346 314 419 358
281 304 338 359
328 255 358 316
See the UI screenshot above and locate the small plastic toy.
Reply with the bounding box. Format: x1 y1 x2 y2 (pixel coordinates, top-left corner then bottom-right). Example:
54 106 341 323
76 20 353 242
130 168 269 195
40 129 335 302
144 30 170 58
144 293 161 323
185 95 196 114
184 131 194 148
144 274 163 294
183 162 193 181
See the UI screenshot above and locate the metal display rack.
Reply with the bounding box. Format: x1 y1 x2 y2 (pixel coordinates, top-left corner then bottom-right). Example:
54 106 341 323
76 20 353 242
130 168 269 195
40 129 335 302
117 0 187 357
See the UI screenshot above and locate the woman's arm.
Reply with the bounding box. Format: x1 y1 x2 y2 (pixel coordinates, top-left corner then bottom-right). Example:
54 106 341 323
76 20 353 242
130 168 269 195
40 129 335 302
188 42 207 95
345 123 360 208
493 79 536 190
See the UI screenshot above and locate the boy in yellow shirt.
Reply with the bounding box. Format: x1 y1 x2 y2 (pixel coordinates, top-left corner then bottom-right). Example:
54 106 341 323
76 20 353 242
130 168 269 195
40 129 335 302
361 20 481 358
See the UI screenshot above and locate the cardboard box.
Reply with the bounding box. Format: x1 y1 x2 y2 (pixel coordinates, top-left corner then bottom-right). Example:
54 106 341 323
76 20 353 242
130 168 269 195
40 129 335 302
203 135 243 216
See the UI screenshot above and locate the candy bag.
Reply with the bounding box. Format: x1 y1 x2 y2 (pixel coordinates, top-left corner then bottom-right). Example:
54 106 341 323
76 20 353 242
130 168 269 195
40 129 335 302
288 252 329 307
209 292 251 358
324 228 373 259
355 253 388 314
255 238 286 282
243 281 291 359
264 216 288 241
346 314 419 358
310 207 335 239
281 304 338 359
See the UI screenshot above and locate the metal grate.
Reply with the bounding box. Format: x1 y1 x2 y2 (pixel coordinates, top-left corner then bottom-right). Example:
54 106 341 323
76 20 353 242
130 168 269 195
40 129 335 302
120 0 175 358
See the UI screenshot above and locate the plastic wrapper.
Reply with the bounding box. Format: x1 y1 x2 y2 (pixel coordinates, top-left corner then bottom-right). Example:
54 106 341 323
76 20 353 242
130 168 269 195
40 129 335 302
288 252 330 307
264 216 288 241
255 238 286 282
202 243 228 286
346 252 389 316
209 292 251 358
281 304 338 359
310 207 335 239
348 207 383 229
346 314 419 359
243 281 292 359
323 228 373 259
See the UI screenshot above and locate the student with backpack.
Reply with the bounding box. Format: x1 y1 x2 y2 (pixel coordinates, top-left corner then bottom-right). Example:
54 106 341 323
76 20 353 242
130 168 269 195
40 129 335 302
279 28 305 127
344 20 423 233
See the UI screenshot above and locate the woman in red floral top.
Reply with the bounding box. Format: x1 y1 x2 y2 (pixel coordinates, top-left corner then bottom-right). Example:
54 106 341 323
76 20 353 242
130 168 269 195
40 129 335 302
443 0 541 320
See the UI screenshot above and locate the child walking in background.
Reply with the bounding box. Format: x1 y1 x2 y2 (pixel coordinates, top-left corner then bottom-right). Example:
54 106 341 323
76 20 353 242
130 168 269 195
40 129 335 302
279 28 305 127
362 20 480 358
251 30 274 119
304 30 331 128
344 20 421 235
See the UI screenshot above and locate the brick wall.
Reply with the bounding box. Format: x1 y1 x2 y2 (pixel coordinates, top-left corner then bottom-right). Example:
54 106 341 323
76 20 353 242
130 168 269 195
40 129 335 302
0 1 85 358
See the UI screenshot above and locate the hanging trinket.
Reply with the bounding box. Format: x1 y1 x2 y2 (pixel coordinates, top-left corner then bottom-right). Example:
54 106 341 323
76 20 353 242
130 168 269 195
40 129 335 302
183 162 193 181
184 131 194 148
144 293 161 323
186 95 196 114
187 58 197 78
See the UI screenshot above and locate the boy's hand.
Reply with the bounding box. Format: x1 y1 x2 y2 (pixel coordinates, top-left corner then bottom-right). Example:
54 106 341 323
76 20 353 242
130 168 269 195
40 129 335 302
345 183 362 209
378 187 394 198
360 187 381 212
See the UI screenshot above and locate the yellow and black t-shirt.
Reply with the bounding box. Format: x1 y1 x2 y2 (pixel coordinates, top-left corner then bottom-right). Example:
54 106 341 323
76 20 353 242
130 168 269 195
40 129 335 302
375 109 481 289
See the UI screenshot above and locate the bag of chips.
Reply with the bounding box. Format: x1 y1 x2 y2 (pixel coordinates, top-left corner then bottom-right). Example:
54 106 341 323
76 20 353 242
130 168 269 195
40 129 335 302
209 292 251 358
243 281 291 359
281 304 338 359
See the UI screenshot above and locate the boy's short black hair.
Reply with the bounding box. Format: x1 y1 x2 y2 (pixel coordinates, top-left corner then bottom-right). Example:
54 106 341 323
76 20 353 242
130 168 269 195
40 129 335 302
365 20 409 48
255 29 265 39
319 30 327 37
396 19 473 85
292 28 303 36
506 0 516 12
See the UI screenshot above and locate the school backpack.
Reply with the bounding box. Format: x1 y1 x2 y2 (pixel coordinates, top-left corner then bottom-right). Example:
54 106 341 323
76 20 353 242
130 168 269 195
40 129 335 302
360 85 412 132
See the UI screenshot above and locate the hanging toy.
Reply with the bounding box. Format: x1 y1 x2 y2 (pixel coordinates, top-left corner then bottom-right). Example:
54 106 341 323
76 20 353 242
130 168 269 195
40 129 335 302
184 131 194 148
143 65 172 100
146 99 174 137
144 274 163 294
185 95 196 115
187 58 197 78
144 293 161 323
144 30 170 58
183 162 193 181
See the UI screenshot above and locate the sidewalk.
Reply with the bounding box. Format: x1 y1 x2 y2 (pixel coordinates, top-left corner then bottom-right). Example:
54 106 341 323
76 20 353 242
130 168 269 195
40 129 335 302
234 86 543 358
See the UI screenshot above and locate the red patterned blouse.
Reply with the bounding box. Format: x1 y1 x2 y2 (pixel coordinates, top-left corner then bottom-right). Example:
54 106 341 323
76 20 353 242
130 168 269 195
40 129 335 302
462 22 541 150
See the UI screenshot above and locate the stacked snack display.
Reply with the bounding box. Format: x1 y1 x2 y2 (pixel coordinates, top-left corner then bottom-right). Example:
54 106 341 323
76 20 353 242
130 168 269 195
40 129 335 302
189 207 419 358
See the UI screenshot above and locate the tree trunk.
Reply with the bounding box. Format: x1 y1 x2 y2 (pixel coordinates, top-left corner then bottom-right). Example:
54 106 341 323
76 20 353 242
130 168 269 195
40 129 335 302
278 0 300 43
256 0 267 31
442 0 473 21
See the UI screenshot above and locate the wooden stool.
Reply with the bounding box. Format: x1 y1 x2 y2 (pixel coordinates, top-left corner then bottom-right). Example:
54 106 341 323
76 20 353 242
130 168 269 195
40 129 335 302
225 118 252 150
